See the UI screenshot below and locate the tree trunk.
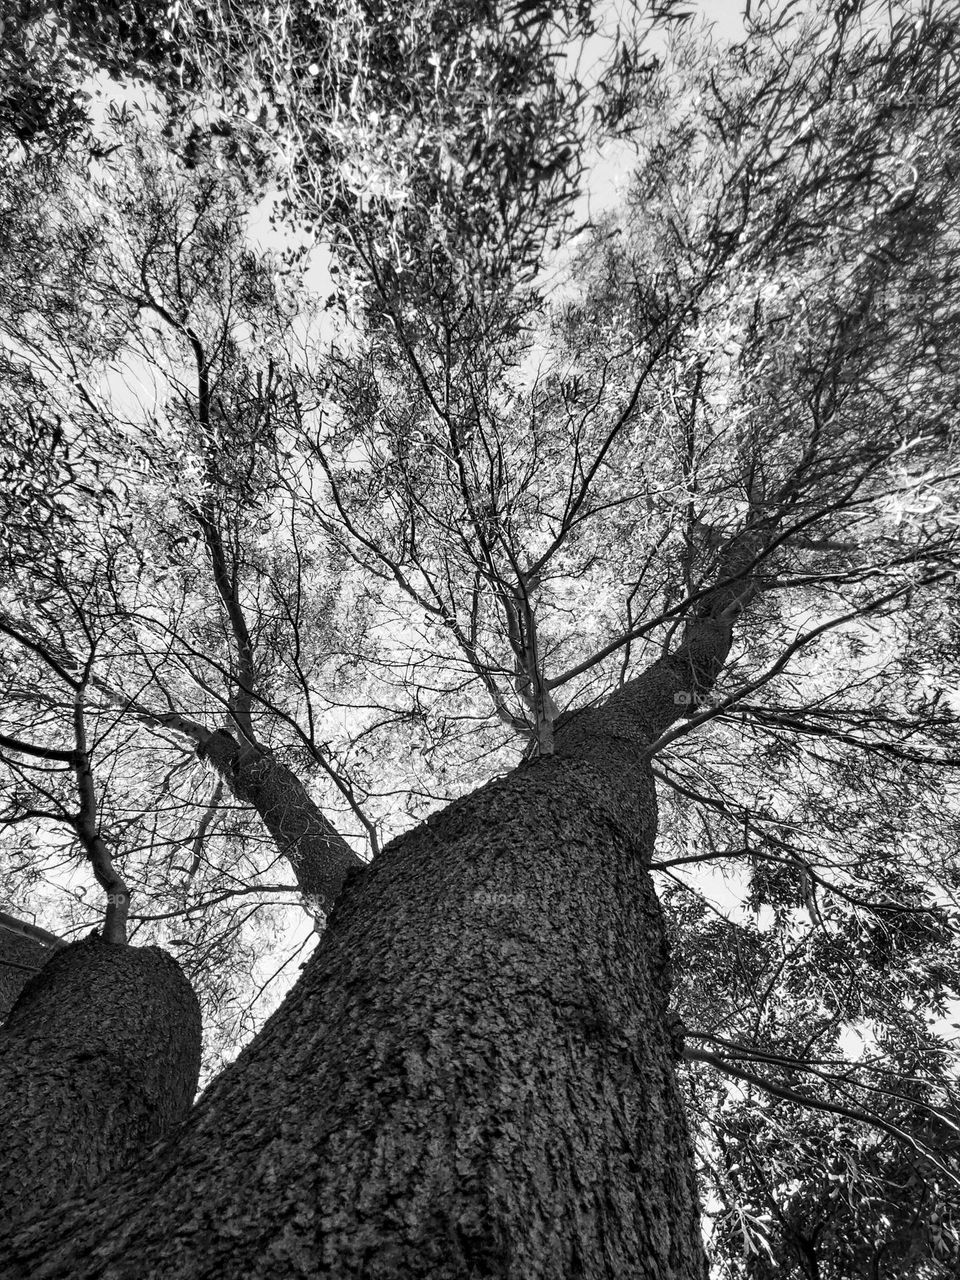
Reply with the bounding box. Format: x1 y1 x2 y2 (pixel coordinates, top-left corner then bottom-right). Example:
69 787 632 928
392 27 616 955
0 658 719 1277
0 544 760 1275
0 934 201 1228
0 912 65 1022
0 490 763 1278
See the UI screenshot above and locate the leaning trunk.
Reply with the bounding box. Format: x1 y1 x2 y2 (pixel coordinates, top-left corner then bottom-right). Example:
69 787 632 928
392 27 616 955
2 727 706 1277
2 566 757 1275
0 935 201 1227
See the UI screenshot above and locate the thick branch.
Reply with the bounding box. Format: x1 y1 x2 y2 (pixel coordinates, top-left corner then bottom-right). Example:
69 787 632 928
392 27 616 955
192 504 258 742
197 729 364 915
0 732 76 764
642 571 951 760
558 525 767 752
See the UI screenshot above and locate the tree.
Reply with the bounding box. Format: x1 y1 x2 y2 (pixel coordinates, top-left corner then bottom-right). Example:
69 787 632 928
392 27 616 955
2 0 960 1275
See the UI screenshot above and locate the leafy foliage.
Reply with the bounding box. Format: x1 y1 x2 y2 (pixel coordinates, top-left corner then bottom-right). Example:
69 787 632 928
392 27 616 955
2 0 960 1263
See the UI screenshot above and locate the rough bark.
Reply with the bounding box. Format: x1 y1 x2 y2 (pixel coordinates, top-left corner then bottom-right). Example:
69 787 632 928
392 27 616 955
0 636 718 1279
0 538 766 1276
0 913 65 1022
0 934 201 1228
198 728 365 913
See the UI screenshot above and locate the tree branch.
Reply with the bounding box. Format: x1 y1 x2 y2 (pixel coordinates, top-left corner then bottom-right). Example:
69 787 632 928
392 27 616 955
72 676 129 945
685 1045 960 1187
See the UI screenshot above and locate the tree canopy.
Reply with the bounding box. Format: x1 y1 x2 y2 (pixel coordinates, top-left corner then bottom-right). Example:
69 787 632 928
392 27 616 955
3 0 960 1274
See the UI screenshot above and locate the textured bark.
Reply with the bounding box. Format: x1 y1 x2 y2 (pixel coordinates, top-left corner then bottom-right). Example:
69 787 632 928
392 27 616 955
0 913 65 1022
0 934 201 1228
199 728 364 912
1 648 713 1279
0 483 767 1275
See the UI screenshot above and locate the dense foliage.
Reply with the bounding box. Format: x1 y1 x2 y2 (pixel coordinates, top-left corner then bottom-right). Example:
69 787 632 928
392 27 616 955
3 0 960 1273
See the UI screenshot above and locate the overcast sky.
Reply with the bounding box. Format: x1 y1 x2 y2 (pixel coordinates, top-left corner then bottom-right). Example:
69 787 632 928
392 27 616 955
695 0 749 40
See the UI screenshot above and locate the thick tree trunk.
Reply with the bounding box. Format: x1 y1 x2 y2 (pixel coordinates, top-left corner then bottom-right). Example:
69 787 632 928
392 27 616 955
0 508 762 1276
1 543 763 1275
0 934 201 1228
0 663 717 1277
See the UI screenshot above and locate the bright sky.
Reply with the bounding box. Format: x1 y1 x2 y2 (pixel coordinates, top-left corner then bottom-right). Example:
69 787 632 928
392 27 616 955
695 0 749 40
577 0 751 223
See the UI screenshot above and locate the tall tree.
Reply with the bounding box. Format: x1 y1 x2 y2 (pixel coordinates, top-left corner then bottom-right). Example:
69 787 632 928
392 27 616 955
2 0 960 1275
